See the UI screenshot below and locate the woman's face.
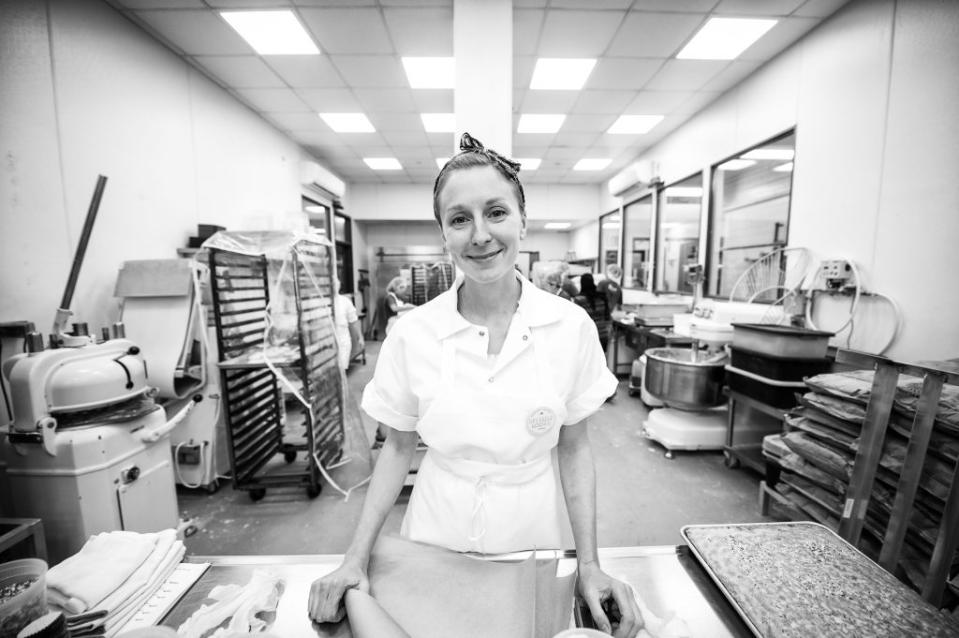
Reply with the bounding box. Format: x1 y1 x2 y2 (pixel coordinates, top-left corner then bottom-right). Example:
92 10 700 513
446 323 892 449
437 166 525 286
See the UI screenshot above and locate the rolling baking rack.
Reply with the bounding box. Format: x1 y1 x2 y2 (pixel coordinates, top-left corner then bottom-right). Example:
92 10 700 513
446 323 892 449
208 234 343 501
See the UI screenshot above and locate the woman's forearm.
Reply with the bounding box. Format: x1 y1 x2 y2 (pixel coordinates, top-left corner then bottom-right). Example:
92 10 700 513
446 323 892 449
557 420 599 567
343 428 418 567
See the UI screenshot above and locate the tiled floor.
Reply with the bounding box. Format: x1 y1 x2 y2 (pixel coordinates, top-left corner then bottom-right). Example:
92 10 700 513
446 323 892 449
177 341 772 557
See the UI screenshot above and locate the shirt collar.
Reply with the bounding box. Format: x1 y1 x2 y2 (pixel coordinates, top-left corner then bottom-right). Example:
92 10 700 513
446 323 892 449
435 271 562 340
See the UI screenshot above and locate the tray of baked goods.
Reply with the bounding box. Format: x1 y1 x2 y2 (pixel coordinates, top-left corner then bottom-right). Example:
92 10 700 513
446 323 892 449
680 522 959 638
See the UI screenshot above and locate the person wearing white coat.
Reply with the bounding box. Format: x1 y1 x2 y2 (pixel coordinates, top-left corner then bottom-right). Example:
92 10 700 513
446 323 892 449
308 133 644 638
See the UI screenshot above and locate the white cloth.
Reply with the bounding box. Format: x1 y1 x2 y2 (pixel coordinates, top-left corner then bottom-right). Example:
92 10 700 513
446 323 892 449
47 530 159 613
362 274 616 553
176 570 282 638
334 294 359 370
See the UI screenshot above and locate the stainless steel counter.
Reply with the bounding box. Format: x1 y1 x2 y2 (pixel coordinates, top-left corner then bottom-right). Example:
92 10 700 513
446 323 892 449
159 546 751 637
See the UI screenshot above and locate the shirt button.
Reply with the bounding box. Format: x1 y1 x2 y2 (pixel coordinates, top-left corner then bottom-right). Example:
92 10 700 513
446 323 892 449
488 377 494 383
522 335 528 341
479 331 485 336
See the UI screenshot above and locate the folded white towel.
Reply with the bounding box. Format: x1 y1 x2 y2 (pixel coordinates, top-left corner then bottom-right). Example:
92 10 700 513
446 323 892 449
48 531 160 612
106 545 185 637
99 530 179 613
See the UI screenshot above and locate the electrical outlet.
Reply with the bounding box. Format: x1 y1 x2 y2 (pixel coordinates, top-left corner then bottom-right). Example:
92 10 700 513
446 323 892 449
820 260 852 285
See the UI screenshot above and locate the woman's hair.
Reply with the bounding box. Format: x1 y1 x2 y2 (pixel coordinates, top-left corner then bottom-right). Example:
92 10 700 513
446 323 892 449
432 133 526 225
579 273 597 298
386 276 407 294
606 264 622 279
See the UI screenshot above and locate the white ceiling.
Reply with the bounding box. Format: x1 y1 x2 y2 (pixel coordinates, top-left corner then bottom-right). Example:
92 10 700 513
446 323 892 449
106 0 851 185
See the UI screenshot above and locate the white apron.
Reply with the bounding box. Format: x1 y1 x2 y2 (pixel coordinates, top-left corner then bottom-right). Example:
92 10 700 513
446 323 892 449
401 329 573 554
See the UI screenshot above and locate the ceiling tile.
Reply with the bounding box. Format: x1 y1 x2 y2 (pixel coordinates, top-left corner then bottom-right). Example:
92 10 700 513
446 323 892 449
265 112 329 131
134 10 252 55
330 55 407 87
550 0 633 8
381 129 430 146
383 8 454 56
739 16 820 61
300 8 393 54
713 0 805 15
113 0 205 8
591 134 651 150
586 58 663 90
426 131 455 148
537 10 626 57
512 144 549 156
513 57 536 89
630 0 720 11
645 59 726 91
561 114 617 133
626 90 695 113
513 0 548 7
380 0 451 5
411 89 454 112
550 131 602 148
354 88 417 112
794 0 854 18
265 56 344 88
607 12 704 58
513 10 545 57
701 60 762 93
675 91 722 115
520 91 580 113
330 132 388 148
234 87 310 112
193 55 285 88
291 128 350 146
297 88 360 111
513 132 557 147
572 90 637 114
206 0 290 6
373 112 424 132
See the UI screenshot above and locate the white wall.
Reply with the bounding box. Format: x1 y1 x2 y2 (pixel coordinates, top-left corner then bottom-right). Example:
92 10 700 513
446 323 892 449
570 220 599 264
0 0 333 334
601 0 959 362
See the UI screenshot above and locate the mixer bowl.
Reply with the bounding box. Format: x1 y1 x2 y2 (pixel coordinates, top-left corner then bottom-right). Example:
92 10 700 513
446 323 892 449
643 347 727 410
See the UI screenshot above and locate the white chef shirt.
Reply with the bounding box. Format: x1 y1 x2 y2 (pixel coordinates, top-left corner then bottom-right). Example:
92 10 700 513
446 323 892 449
333 294 359 371
361 273 617 462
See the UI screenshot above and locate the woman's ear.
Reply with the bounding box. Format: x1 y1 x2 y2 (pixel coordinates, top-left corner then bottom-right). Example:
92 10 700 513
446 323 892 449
519 217 527 239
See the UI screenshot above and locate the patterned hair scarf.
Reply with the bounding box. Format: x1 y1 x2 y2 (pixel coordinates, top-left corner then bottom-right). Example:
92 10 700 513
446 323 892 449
453 132 526 211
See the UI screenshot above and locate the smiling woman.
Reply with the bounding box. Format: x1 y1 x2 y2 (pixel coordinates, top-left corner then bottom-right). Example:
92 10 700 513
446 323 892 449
308 133 645 638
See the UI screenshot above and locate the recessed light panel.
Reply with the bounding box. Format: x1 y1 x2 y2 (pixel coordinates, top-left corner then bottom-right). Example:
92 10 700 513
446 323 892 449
421 113 455 133
607 115 664 135
364 157 402 170
574 158 611 171
677 18 777 60
319 113 375 133
718 159 756 171
544 222 572 230
742 148 795 161
530 58 597 90
514 158 541 170
220 11 319 55
517 114 565 134
402 57 455 89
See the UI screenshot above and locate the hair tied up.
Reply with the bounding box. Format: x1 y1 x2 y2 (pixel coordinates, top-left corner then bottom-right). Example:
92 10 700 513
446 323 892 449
458 132 522 174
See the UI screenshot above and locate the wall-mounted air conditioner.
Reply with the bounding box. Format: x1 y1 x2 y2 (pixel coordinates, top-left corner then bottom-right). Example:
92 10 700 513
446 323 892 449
607 159 659 197
300 160 346 198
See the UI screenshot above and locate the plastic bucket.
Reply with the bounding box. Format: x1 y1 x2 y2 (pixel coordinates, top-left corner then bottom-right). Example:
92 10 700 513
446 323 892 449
0 559 47 638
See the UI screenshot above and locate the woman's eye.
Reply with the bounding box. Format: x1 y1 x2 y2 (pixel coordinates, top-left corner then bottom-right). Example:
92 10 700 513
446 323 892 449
488 208 507 220
449 215 469 226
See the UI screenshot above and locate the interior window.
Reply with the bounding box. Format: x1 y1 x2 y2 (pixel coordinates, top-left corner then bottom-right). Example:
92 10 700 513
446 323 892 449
706 131 796 299
598 210 621 270
655 174 703 294
622 194 654 290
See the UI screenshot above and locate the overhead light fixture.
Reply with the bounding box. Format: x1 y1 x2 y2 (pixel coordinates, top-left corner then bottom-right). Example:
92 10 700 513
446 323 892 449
319 113 374 133
677 17 777 60
718 159 755 171
435 157 450 169
574 158 611 171
544 222 572 230
607 115 664 135
220 10 319 55
420 113 455 133
402 57 455 89
666 186 703 197
514 158 541 170
774 162 794 172
602 222 620 229
517 114 565 134
364 157 402 170
530 58 597 90
742 148 795 161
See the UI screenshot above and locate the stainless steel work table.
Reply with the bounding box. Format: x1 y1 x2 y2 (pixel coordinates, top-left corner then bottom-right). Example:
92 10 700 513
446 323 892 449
159 546 752 637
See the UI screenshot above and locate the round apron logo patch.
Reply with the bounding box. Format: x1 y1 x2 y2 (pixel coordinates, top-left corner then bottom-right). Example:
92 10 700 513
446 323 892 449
527 407 557 435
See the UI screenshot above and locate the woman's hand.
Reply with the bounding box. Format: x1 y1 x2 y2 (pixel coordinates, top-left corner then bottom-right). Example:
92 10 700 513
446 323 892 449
307 560 369 623
578 561 644 638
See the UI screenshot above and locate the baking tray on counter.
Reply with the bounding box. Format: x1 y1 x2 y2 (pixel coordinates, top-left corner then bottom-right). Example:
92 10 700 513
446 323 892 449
680 522 959 638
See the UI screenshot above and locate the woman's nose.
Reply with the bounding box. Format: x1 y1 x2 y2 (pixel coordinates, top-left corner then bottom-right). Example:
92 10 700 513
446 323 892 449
471 218 492 244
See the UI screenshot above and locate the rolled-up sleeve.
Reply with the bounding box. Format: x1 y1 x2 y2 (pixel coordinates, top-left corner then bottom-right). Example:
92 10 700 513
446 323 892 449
564 317 618 425
360 331 419 431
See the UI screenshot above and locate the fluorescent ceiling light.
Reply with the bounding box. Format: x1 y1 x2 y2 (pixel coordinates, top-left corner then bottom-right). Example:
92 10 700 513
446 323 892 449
514 158 541 170
666 186 703 197
319 113 374 133
602 222 621 229
421 113 455 133
774 162 794 172
677 17 777 60
530 58 596 90
574 158 611 171
364 157 402 170
718 159 755 171
544 222 572 230
220 11 319 55
402 57 455 89
742 148 795 161
435 157 450 169
517 114 565 134
608 115 664 135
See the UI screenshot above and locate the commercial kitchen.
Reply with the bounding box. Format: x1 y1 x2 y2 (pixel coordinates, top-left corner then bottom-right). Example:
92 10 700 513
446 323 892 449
1 0 958 636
